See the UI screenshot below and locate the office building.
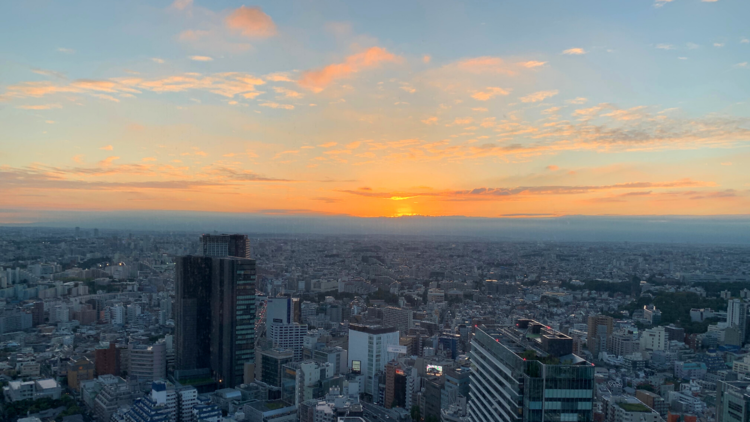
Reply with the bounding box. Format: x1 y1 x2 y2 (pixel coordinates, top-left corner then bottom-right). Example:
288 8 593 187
443 367 471 408
728 299 748 341
281 360 336 406
260 348 294 388
175 256 256 388
608 333 640 357
129 342 166 385
468 320 594 422
200 234 250 258
267 297 301 325
640 327 667 351
587 315 614 357
312 346 347 375
347 324 400 397
269 322 307 362
718 380 750 422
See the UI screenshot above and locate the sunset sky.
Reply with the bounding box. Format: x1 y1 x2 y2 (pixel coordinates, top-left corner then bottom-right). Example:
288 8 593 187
2 0 750 221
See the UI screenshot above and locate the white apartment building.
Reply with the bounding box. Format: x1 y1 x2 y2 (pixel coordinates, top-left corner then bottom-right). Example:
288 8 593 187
347 324 400 396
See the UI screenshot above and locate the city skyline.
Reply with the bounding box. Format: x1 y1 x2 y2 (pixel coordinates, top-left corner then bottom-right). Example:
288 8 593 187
2 0 750 221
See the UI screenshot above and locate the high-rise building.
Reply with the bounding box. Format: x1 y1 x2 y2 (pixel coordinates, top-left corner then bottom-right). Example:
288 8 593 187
347 324 401 397
587 315 614 357
267 297 301 325
268 323 307 362
200 234 250 258
727 299 748 341
468 320 595 422
384 361 408 409
175 256 256 388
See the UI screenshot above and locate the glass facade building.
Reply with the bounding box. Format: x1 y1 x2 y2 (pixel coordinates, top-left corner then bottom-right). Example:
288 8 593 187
175 256 256 388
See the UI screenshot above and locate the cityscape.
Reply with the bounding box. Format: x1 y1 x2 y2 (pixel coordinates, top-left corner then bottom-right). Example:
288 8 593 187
1 227 750 422
2 0 750 422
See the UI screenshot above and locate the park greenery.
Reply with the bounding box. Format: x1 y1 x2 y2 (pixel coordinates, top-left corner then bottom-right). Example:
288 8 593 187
0 395 81 421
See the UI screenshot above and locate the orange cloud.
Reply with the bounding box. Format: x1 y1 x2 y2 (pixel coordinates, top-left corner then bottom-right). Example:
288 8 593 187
318 142 337 148
518 61 547 68
298 47 403 92
520 90 559 103
225 6 277 38
340 178 714 201
260 102 294 110
100 145 114 151
471 87 509 101
189 56 213 61
423 55 431 64
99 156 120 167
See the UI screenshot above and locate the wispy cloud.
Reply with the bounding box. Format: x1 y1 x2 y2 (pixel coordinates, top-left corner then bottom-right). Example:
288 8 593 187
518 61 547 68
57 48 75 54
260 102 294 110
339 178 714 201
189 55 213 61
656 44 675 50
298 47 402 92
562 48 586 55
16 104 62 110
100 145 114 151
520 90 559 103
471 87 509 101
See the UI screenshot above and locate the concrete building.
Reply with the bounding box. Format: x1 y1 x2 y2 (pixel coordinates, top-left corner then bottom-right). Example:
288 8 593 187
129 342 166 385
588 315 614 357
269 323 307 362
640 327 667 352
67 357 95 392
603 395 662 422
95 342 121 376
382 307 412 336
3 379 62 402
717 380 750 422
93 376 134 422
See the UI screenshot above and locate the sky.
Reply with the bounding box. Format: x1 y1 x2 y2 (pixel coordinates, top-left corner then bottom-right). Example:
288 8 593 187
1 0 750 223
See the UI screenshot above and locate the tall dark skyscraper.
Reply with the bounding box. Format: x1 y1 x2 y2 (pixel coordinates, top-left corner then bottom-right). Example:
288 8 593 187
175 255 256 388
200 234 250 258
